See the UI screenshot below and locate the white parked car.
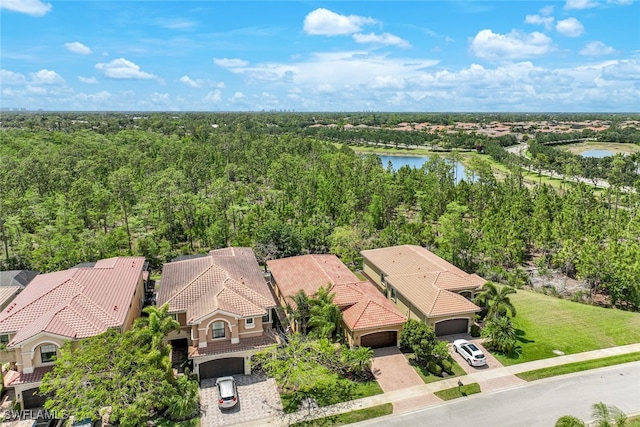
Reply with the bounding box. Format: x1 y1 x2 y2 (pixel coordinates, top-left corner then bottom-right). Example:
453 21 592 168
453 339 487 367
216 376 239 409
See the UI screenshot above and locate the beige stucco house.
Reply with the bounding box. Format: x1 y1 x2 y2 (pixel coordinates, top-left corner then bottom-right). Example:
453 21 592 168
361 245 485 336
268 254 406 348
0 257 148 408
156 247 278 380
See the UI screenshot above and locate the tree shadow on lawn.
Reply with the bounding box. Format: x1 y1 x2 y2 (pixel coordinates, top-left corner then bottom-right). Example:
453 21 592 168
515 328 535 344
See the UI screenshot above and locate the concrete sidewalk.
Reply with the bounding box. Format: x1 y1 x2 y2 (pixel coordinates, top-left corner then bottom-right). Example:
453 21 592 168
235 343 640 427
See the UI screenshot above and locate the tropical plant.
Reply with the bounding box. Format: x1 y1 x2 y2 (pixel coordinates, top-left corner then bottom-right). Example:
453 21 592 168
164 371 200 421
555 415 586 427
475 282 517 319
591 402 627 427
399 319 439 362
481 316 517 354
286 290 312 335
308 286 343 340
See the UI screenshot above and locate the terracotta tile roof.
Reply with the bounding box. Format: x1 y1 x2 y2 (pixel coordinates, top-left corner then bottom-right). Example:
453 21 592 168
0 257 145 346
189 333 277 358
157 247 276 323
4 366 53 387
361 245 484 318
268 255 405 331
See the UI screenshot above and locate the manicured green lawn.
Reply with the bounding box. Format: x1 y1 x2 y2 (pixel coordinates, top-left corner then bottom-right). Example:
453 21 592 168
517 352 640 381
291 403 393 426
629 415 640 427
154 417 200 426
280 376 383 414
494 289 640 365
405 353 466 384
434 383 481 400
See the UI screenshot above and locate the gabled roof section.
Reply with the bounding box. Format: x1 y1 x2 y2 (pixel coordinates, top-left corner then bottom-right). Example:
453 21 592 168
361 245 484 318
268 254 406 331
157 247 276 322
0 257 145 346
0 270 38 288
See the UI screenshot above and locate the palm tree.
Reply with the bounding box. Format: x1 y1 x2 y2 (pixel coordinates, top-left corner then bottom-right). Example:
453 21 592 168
475 282 517 319
481 316 517 354
592 402 627 427
286 290 311 335
308 286 342 340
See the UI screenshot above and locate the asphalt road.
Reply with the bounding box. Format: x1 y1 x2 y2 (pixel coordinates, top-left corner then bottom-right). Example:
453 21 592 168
354 362 640 427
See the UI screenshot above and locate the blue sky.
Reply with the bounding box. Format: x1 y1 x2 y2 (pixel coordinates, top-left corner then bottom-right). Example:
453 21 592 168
1 0 639 112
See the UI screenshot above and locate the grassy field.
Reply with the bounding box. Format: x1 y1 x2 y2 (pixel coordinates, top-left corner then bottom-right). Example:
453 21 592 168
433 383 481 400
516 352 640 381
291 403 393 427
494 289 640 365
281 377 383 414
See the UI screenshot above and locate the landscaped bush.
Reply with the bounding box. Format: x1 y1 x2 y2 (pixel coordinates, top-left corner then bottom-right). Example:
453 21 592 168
470 324 481 337
440 359 454 375
427 360 442 376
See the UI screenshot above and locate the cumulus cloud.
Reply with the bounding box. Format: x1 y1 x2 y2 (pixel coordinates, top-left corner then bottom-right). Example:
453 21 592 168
303 8 376 36
78 76 98 84
580 41 615 56
204 90 222 103
0 69 27 84
556 18 584 37
179 75 225 89
29 69 65 84
353 32 411 48
95 58 158 80
525 14 555 30
565 0 599 9
64 42 92 55
213 58 249 68
0 0 51 16
601 60 640 80
470 29 553 60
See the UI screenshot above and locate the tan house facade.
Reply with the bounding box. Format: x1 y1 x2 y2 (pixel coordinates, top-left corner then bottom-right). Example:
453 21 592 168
0 257 148 409
361 245 485 336
268 254 406 348
157 247 278 380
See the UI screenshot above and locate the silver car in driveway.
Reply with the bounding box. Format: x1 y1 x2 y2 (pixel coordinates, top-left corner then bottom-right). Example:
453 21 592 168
453 339 487 367
216 376 239 409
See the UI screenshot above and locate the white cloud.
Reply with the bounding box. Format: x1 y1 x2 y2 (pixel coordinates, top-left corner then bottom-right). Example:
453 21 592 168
556 18 585 37
78 76 98 84
29 69 64 84
0 0 51 16
204 90 222 103
303 8 376 36
179 75 225 89
95 58 158 80
470 29 553 60
230 91 244 101
525 15 555 30
580 41 615 56
64 42 92 55
565 0 599 9
540 5 555 15
0 69 27 84
213 58 249 68
353 32 411 48
76 90 112 102
601 60 640 80
607 0 632 4
155 18 197 30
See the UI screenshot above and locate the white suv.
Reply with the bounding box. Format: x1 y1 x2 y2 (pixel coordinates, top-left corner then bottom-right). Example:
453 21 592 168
453 339 487 367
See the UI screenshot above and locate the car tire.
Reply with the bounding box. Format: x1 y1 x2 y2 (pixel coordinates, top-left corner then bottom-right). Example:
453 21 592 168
454 346 458 353
467 358 472 366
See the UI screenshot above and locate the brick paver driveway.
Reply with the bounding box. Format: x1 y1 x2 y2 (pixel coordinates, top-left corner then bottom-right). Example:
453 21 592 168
199 374 282 427
371 347 424 392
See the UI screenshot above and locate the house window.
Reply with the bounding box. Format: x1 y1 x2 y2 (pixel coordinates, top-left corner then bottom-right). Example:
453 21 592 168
212 321 225 339
0 335 8 345
389 287 397 302
262 310 271 323
245 318 255 329
380 273 387 287
40 344 57 363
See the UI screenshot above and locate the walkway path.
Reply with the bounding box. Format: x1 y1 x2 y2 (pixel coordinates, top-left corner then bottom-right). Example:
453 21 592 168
234 342 640 427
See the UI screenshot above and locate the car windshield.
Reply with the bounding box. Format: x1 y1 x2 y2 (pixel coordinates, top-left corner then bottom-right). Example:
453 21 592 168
218 381 235 399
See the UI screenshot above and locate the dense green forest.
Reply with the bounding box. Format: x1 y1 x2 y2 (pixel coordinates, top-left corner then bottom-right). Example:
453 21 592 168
1 112 639 310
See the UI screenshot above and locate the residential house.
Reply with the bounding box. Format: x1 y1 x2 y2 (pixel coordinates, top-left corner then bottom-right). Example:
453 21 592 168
157 247 278 380
361 245 485 336
268 254 406 348
0 257 148 409
0 270 38 311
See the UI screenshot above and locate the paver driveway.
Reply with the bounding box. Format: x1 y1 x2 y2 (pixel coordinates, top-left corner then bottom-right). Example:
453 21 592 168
371 347 424 392
199 374 282 427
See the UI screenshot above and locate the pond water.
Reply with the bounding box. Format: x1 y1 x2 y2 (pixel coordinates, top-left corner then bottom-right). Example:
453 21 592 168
580 149 615 158
377 154 469 183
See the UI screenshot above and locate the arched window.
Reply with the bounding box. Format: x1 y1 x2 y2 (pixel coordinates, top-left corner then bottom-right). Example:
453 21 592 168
40 344 57 363
212 321 225 339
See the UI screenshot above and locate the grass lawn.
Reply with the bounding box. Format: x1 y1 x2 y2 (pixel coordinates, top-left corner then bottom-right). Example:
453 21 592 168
290 403 393 427
281 377 383 414
434 383 481 401
494 289 640 365
516 352 640 381
405 353 466 384
154 417 200 426
629 415 640 427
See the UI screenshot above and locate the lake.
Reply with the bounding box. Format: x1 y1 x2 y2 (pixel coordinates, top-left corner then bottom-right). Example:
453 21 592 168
377 154 468 183
580 149 615 158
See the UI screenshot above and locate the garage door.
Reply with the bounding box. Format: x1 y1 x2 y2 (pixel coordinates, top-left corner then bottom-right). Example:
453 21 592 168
360 331 397 348
22 387 47 409
435 319 469 336
199 357 244 380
